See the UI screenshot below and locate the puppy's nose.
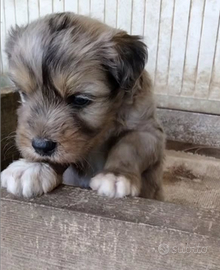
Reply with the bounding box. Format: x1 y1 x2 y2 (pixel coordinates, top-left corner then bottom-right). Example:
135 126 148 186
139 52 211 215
32 138 57 156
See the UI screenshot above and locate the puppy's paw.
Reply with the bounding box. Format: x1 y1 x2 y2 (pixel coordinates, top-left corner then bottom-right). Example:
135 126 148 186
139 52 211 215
1 159 61 197
90 173 140 198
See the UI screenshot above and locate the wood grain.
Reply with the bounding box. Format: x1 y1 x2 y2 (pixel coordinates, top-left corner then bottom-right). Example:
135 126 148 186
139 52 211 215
104 0 117 28
27 0 40 22
194 0 220 99
90 0 105 22
168 0 191 96
181 0 205 97
157 108 220 147
1 186 220 270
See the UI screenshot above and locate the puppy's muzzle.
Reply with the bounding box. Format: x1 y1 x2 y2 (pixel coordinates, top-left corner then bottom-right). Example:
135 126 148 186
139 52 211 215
32 138 57 156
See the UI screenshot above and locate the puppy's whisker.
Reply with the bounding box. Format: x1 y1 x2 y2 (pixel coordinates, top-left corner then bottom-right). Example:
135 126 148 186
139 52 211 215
5 131 16 137
3 144 17 158
3 140 16 152
1 132 17 142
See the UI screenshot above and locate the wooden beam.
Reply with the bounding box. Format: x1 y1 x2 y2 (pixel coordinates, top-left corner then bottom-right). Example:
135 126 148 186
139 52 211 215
1 186 220 270
157 108 220 147
1 89 20 170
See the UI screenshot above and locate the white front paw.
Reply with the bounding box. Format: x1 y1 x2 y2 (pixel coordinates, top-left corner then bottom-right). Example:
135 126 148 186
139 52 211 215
90 173 140 198
1 159 61 197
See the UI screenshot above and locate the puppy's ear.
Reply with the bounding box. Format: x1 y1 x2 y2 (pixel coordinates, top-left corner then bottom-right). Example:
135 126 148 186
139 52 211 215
104 32 148 91
5 25 25 59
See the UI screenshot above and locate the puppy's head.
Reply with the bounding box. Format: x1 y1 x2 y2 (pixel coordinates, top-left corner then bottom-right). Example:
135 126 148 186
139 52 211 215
6 12 147 164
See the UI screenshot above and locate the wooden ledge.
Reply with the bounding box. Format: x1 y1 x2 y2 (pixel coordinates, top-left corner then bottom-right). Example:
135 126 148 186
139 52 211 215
1 185 220 270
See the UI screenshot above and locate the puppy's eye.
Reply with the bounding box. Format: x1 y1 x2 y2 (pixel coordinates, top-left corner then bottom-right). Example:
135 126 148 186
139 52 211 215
67 95 91 108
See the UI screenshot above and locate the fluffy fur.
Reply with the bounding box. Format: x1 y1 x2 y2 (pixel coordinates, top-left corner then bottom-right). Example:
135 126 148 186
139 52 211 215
1 12 165 199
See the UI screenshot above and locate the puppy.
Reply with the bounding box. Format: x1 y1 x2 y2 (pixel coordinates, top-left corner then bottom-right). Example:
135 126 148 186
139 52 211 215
1 12 165 199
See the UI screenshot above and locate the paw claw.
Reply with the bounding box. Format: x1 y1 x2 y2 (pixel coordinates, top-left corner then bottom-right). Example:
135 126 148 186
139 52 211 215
1 160 61 197
90 173 140 198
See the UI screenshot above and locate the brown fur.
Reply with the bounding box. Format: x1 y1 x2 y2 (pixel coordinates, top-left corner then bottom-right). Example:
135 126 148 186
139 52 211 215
4 12 165 199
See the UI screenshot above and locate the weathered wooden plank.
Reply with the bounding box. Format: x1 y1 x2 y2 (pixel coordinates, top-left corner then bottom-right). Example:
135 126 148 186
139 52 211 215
104 0 117 27
4 0 16 30
1 186 220 270
181 0 205 97
117 0 132 33
209 18 220 101
52 0 64 13
194 0 220 99
154 0 174 95
130 0 145 35
144 0 161 83
14 0 28 25
78 0 90 16
64 0 78 13
39 0 52 17
168 0 191 96
90 0 105 22
1 0 9 72
156 94 220 115
27 0 40 22
1 0 15 73
157 108 220 147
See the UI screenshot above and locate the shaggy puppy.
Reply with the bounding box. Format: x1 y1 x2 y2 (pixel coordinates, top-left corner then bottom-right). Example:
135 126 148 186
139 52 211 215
1 12 165 199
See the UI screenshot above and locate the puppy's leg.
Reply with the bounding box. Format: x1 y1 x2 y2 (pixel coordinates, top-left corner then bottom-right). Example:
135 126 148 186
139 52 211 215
1 159 63 197
140 162 164 200
90 129 164 199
